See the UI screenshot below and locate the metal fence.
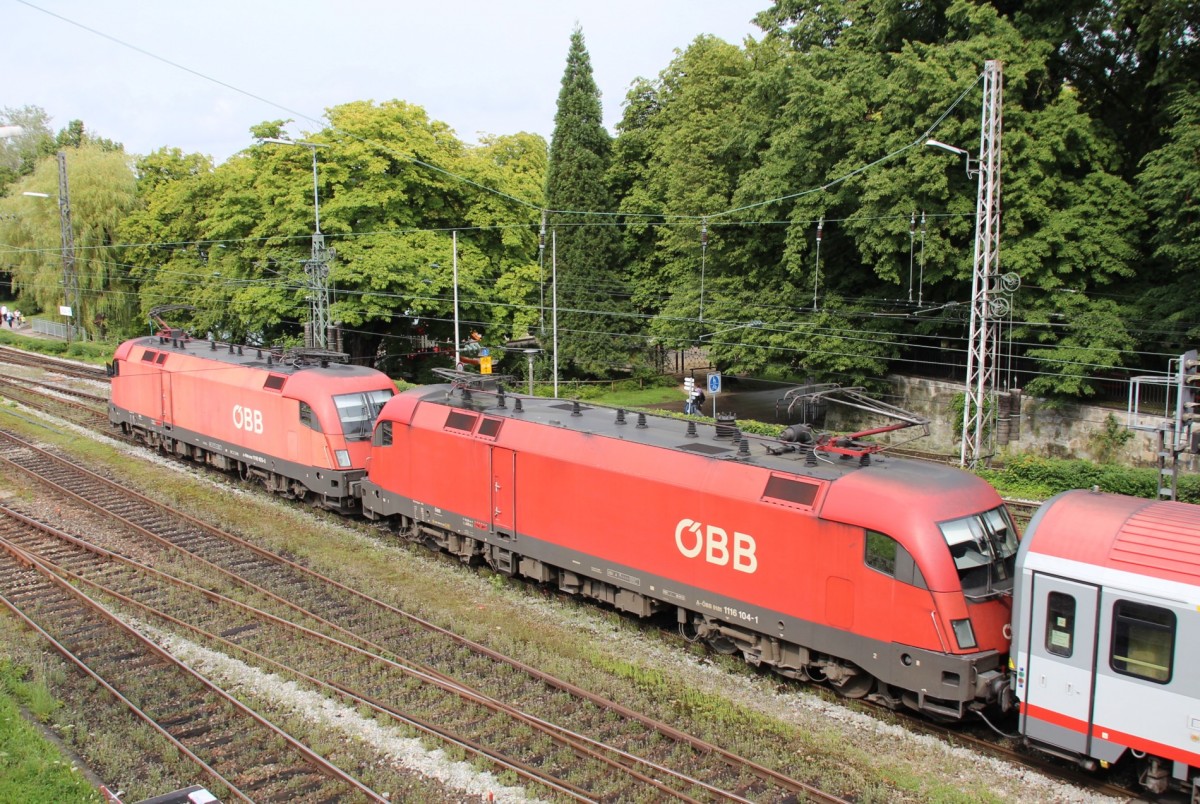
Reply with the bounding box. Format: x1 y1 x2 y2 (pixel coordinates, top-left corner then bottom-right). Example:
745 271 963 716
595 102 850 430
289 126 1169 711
31 318 80 341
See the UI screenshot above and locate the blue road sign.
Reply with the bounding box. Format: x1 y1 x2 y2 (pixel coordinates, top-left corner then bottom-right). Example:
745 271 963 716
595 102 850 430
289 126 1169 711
707 372 721 394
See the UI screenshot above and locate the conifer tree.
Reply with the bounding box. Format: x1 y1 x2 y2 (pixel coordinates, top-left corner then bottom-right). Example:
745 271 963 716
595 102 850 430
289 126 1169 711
544 26 630 377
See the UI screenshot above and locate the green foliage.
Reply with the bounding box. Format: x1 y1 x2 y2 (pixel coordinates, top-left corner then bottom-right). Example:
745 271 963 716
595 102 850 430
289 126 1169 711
1089 413 1135 464
544 27 631 377
0 659 100 804
0 144 139 340
0 105 56 191
978 453 1200 504
1136 90 1200 342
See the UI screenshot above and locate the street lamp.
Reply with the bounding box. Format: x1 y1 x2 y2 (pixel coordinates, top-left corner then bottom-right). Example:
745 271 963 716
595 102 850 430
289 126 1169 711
21 150 82 343
262 136 331 349
925 139 979 178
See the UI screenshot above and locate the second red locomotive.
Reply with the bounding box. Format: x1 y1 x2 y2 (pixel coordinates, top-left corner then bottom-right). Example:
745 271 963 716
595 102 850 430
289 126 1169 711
360 380 1017 719
108 333 395 512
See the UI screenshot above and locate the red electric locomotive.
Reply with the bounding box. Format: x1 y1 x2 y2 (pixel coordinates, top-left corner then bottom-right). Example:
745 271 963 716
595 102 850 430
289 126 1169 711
108 334 394 512
361 381 1017 718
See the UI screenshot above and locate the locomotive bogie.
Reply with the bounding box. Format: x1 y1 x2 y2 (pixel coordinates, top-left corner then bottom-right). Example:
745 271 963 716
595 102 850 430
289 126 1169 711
362 385 1016 719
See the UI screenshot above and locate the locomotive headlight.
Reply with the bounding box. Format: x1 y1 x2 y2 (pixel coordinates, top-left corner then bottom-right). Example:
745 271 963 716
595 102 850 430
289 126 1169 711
335 449 351 468
951 618 977 649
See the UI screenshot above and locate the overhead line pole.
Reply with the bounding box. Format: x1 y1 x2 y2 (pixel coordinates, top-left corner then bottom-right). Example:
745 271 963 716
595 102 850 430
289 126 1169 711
961 60 1004 469
56 151 81 343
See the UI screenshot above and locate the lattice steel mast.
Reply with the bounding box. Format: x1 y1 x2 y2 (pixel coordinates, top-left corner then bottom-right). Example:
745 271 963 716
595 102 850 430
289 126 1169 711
961 60 1003 468
56 151 81 342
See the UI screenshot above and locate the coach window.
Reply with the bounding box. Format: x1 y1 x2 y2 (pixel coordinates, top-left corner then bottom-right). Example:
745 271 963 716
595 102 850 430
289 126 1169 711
1045 592 1075 657
1110 600 1175 683
299 402 322 432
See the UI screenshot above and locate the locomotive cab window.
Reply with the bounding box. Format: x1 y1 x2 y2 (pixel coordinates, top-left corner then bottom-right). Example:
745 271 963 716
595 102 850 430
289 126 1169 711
938 506 1018 599
373 421 392 447
333 389 393 441
864 530 927 589
299 402 322 432
1045 592 1075 657
1110 600 1175 684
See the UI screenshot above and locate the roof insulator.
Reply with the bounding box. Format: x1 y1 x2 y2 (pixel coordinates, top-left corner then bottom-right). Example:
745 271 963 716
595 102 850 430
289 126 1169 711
514 397 524 413
571 400 582 416
636 413 648 429
615 408 627 425
686 421 698 438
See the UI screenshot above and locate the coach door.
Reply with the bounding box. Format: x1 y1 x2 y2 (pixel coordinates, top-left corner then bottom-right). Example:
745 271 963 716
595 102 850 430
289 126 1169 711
1023 574 1100 753
490 447 516 539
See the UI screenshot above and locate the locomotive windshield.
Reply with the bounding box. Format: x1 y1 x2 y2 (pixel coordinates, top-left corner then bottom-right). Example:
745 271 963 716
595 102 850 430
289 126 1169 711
939 506 1018 600
333 389 394 440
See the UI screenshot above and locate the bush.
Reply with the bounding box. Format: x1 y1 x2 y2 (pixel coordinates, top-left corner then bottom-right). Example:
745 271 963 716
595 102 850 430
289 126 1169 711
979 453 1200 504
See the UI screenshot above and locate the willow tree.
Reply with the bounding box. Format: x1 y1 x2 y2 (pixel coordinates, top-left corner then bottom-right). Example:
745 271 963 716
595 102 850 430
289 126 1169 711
544 26 632 377
0 144 138 340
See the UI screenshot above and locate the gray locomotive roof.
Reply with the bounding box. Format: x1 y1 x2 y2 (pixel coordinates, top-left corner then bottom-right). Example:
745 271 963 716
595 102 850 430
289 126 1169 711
414 382 957 486
131 335 383 378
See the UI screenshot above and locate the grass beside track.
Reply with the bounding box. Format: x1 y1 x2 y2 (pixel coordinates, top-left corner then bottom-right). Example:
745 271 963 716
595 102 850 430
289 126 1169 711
0 658 102 804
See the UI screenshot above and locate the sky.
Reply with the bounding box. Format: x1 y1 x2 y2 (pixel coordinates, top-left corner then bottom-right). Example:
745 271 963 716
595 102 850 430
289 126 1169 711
4 0 765 165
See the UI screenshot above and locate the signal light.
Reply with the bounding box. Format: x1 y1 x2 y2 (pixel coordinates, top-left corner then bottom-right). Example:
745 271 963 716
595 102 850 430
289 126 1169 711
1182 350 1200 451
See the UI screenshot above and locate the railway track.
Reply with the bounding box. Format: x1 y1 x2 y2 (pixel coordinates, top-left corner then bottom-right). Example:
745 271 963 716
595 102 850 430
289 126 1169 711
0 375 112 431
0 344 109 381
0 515 381 803
0 426 847 803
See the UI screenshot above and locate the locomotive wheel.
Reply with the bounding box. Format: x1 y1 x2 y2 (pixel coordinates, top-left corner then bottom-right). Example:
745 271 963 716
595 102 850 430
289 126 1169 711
830 669 875 699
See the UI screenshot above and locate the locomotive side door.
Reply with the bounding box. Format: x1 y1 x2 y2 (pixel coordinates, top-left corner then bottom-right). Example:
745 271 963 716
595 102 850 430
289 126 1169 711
490 447 516 539
1022 574 1100 754
159 371 173 425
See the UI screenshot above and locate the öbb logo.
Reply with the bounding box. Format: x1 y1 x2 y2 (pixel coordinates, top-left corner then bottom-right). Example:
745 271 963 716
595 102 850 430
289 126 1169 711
674 519 757 573
232 405 264 434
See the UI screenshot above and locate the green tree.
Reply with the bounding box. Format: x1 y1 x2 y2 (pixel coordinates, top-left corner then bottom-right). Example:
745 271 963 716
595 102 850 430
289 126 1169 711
0 145 138 338
1135 90 1200 343
544 26 631 377
0 105 55 192
115 103 546 369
